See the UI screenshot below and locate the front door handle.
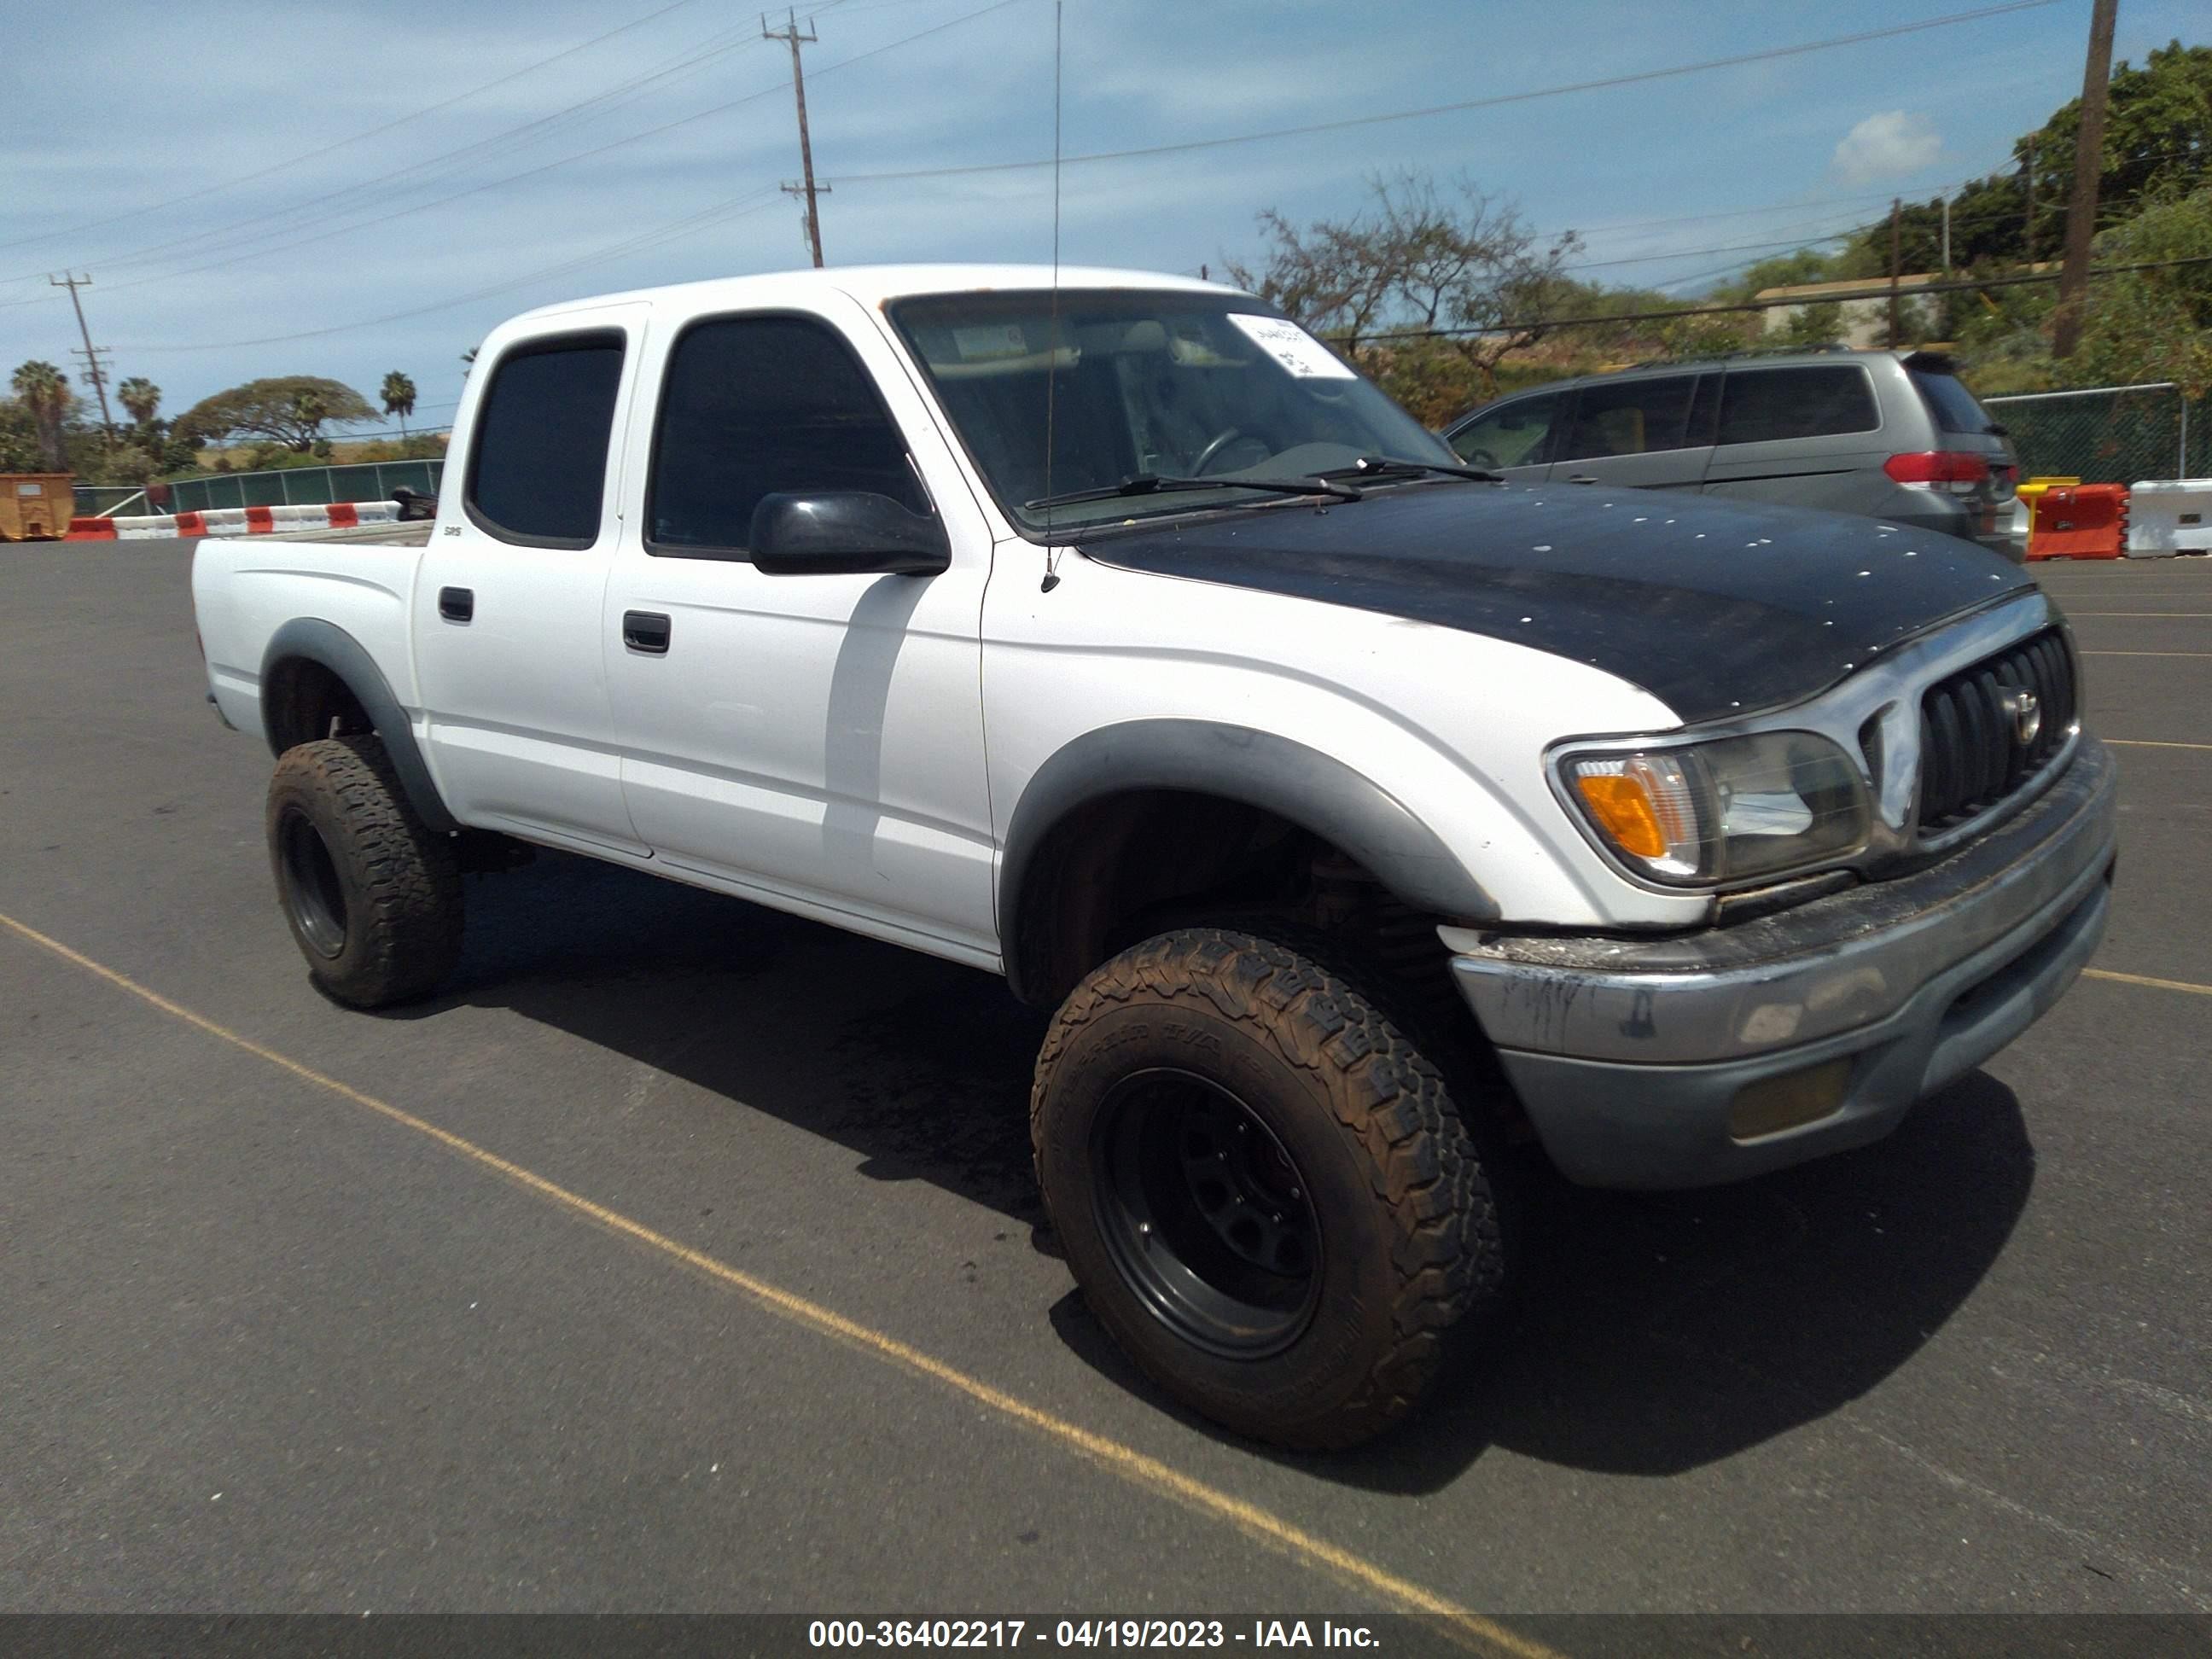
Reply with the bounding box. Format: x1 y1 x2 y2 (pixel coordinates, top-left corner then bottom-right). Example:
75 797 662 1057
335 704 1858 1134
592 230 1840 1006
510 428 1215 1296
1566 474 1599 485
438 585 474 622
623 610 672 655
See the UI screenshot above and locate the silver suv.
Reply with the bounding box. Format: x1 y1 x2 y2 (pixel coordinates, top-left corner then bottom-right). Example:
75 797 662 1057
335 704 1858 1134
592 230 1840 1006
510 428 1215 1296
1444 347 2023 560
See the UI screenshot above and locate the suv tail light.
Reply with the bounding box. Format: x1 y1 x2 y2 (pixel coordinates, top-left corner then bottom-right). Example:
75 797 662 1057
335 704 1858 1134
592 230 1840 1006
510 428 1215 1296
1884 451 1992 493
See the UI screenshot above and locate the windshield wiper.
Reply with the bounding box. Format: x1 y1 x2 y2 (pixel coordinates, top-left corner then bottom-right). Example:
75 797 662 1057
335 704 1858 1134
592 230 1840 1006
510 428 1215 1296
1025 473 1364 510
1323 455 1503 483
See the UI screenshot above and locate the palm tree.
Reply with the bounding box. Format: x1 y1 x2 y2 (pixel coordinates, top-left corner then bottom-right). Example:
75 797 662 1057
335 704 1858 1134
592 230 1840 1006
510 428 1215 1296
117 376 161 430
10 360 72 470
380 370 417 441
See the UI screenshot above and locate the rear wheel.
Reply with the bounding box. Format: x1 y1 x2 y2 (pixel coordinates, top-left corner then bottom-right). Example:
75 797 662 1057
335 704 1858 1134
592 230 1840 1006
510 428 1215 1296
265 736 463 1008
1031 927 1507 1449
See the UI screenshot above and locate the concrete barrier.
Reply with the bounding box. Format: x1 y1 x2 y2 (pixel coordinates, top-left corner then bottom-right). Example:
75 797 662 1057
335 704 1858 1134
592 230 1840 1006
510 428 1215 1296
2126 480 2212 557
66 500 416 542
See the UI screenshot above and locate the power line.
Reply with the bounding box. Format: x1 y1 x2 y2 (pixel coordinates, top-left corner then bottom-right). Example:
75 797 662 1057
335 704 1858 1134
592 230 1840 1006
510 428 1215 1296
37 0 1020 308
1359 254 2212 341
0 14 797 293
818 0 2064 188
114 189 787 352
1639 184 2117 293
0 0 716 259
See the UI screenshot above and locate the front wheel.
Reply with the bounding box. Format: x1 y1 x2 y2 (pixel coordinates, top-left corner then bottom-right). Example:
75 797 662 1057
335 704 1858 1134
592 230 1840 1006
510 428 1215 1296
265 736 463 1008
1031 928 1508 1449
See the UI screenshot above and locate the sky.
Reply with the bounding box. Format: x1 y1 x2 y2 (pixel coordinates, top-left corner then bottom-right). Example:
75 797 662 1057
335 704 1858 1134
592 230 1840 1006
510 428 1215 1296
0 0 2200 437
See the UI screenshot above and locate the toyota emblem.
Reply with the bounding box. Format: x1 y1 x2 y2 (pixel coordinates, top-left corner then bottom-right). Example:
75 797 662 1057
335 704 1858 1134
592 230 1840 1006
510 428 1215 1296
1999 687 2042 746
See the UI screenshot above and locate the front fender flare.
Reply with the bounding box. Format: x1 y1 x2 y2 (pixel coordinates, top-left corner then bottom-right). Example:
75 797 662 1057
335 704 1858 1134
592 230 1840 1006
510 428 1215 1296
259 618 458 833
998 719 1496 1003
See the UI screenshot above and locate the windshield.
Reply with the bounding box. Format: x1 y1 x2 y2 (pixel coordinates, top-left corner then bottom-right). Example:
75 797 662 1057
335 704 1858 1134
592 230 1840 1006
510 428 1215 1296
888 290 1455 533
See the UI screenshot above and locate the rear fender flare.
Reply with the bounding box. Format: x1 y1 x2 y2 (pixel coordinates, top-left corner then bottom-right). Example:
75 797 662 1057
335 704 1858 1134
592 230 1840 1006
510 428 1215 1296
259 618 458 833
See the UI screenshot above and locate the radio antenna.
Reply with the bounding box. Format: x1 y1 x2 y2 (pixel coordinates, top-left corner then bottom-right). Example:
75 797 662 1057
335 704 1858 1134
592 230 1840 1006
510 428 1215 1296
1039 0 1065 592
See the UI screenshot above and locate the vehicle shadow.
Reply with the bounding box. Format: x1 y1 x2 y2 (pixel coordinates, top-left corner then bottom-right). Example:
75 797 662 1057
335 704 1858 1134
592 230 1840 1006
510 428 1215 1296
402 848 1054 1230
406 849 2034 1493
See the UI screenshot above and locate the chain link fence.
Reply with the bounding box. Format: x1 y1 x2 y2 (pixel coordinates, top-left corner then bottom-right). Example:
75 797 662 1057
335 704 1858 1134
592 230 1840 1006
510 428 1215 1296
1982 381 2209 485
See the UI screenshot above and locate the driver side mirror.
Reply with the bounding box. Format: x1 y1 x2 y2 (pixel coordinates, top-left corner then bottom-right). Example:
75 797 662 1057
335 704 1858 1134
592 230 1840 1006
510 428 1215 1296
749 492 951 576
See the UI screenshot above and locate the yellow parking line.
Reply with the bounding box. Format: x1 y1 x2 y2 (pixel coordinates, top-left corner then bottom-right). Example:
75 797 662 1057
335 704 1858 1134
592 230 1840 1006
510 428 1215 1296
0 911 1556 1659
2104 739 2212 751
2085 968 2212 998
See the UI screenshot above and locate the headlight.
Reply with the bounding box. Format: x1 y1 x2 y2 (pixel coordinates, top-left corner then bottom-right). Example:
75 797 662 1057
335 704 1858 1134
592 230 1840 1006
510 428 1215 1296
1555 731 1869 888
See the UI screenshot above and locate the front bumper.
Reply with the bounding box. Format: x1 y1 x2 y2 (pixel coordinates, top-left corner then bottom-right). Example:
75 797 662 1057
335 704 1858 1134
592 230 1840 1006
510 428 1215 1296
1449 738 2118 1188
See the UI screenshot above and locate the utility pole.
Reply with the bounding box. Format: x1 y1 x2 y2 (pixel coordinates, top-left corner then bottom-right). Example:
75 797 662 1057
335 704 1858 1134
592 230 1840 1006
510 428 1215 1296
50 272 115 447
1941 193 1953 275
1888 198 1903 346
2020 154 2036 263
2052 0 2119 358
763 10 827 268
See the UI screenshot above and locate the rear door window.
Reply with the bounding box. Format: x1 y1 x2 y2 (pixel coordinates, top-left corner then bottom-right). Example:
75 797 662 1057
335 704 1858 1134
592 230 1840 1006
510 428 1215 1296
1911 366 1999 436
1558 375 1698 460
1715 365 1879 446
1449 393 1563 469
465 333 626 547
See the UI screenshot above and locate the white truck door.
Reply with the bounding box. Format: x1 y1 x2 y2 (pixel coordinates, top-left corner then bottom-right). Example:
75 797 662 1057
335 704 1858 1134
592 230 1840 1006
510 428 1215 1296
413 313 651 856
602 294 998 963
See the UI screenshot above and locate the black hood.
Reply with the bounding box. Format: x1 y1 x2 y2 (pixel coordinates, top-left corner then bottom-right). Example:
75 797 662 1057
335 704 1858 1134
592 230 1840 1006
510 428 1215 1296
1078 481 2034 725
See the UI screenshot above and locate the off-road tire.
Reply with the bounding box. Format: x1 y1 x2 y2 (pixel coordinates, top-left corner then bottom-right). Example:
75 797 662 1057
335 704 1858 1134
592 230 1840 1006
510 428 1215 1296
1031 927 1506 1450
265 736 463 1008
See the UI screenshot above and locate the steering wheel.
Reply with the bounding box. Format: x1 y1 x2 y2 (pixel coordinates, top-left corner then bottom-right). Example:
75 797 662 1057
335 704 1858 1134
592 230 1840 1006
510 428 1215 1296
1191 426 1266 477
1456 447 1501 470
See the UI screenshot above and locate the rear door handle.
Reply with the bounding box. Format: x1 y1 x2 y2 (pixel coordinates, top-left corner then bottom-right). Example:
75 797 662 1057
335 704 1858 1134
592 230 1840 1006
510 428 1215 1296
623 610 672 655
438 585 474 622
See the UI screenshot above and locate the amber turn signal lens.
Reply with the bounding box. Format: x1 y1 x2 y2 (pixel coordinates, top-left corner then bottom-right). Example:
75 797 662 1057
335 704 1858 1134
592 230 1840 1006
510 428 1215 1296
1575 773 1668 859
1727 1058 1852 1142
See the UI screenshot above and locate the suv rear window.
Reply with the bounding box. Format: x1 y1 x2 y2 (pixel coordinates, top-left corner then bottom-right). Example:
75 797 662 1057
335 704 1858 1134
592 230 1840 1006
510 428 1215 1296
1911 366 1997 435
1715 365 1878 445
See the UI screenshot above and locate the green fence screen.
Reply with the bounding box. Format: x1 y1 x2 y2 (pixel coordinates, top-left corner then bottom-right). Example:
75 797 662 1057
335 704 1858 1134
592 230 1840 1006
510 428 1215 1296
152 459 445 516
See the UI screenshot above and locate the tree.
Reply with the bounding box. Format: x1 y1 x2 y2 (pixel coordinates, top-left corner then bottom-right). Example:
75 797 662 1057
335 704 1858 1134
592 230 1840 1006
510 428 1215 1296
380 370 417 439
9 360 73 469
1225 172 1580 419
117 376 161 429
173 375 375 451
1775 300 1847 348
2069 183 2212 396
1845 42 2212 279
0 399 43 472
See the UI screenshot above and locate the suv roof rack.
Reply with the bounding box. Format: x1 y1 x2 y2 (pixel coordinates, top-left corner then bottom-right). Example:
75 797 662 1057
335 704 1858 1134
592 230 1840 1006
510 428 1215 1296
1627 341 1866 370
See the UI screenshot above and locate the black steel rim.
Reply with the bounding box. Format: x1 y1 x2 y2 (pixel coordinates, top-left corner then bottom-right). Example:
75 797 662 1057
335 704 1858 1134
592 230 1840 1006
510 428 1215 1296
278 808 348 959
1091 1068 1322 1359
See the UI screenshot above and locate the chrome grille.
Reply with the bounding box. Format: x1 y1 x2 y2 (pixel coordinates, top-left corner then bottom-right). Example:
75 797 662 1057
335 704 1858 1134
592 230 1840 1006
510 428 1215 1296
1915 627 2076 832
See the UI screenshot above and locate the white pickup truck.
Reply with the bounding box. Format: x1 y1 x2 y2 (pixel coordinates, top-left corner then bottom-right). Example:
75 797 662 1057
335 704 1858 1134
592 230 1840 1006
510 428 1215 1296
193 265 2116 1448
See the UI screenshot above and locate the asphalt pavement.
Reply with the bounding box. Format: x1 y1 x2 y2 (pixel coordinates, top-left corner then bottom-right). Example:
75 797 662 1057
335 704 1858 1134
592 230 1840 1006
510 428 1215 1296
2 539 2207 1639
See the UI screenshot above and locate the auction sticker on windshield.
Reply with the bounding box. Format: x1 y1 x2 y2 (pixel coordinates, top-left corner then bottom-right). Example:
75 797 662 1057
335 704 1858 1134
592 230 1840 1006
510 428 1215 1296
1225 313 1357 379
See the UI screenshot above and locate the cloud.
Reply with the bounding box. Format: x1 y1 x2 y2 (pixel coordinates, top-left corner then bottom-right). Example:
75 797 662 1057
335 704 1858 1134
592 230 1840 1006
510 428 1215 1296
1831 110 1941 185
